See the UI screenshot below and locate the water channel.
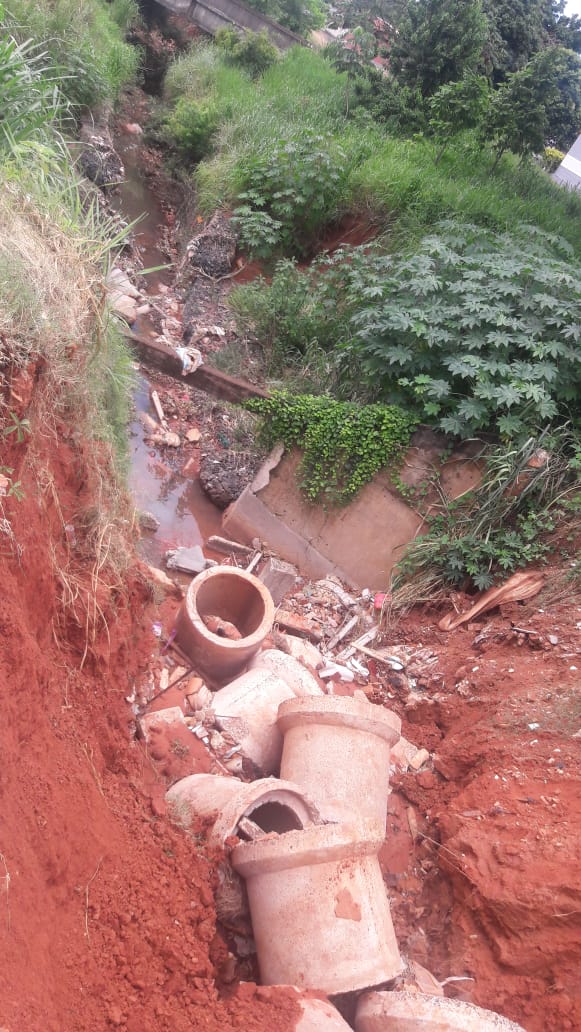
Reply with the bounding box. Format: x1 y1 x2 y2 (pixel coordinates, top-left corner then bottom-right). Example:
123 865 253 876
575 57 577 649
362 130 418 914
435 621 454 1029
113 127 222 568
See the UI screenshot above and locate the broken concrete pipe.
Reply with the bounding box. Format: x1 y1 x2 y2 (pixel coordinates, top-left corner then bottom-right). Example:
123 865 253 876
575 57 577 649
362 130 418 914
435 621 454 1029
277 695 401 827
355 990 526 1031
174 566 275 683
211 668 297 775
165 773 321 848
231 820 402 995
249 648 325 697
294 994 354 1031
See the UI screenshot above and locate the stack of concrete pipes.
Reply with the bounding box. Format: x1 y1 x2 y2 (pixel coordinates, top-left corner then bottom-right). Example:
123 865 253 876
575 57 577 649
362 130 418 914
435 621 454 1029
167 566 525 1032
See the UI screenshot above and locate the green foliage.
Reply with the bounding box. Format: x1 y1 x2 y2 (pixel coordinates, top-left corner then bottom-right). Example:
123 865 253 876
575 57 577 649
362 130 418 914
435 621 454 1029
233 131 349 257
0 33 64 151
348 131 581 255
215 28 278 78
163 97 220 162
333 221 581 437
353 71 427 134
2 0 140 108
542 144 565 171
391 0 488 96
428 72 490 157
396 430 580 591
482 46 581 161
242 0 326 35
244 390 417 503
229 257 352 356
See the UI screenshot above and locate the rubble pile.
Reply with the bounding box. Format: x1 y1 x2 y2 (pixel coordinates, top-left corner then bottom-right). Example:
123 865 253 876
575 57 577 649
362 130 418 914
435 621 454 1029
134 559 526 1031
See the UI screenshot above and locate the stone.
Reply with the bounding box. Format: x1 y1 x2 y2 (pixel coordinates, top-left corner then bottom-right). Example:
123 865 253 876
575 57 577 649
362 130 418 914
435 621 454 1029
186 427 201 443
166 545 209 575
146 564 182 597
258 557 298 605
110 293 138 323
409 748 430 771
138 510 160 532
163 431 181 448
390 736 419 772
139 707 185 743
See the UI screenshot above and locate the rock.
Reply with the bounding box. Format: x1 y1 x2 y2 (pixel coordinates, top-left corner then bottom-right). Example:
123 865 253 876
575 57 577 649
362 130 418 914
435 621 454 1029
258 557 298 605
199 450 263 510
146 564 182 597
185 211 238 278
110 293 138 322
79 137 124 188
122 122 143 134
139 706 185 743
390 736 419 772
409 748 430 771
107 267 141 299
138 510 160 532
166 545 210 575
163 431 181 448
186 427 201 443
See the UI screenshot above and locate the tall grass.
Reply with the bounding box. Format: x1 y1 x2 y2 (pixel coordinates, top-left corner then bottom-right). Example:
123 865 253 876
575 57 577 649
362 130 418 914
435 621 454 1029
2 0 140 107
349 130 581 255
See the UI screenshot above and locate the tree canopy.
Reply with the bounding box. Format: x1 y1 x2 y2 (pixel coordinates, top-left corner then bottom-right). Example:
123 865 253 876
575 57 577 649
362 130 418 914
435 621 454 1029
390 0 488 96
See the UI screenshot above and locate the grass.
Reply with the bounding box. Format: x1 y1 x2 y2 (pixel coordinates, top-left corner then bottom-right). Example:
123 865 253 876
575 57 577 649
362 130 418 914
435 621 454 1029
348 130 581 256
2 0 140 109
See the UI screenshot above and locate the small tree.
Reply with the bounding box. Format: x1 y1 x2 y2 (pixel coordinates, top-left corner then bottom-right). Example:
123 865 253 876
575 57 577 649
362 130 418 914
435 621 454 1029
529 46 581 151
428 72 490 161
483 64 547 167
391 0 488 96
215 28 278 78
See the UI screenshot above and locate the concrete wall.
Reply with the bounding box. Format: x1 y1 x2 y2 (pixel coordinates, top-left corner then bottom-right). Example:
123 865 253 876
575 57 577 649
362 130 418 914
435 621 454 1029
156 0 306 49
223 444 482 590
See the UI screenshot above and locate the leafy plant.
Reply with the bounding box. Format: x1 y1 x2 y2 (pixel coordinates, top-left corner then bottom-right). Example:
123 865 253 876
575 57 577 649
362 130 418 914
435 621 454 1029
233 131 349 257
394 428 581 593
2 411 31 442
428 72 490 161
338 221 581 437
163 97 220 162
0 34 64 152
215 28 278 78
244 390 417 503
542 145 565 172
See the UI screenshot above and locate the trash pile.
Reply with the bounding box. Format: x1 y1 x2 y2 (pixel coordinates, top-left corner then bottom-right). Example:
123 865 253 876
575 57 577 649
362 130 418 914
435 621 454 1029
136 560 526 1031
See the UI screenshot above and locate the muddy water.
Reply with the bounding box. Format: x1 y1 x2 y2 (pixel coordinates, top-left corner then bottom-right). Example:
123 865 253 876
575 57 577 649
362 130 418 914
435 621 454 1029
114 129 222 567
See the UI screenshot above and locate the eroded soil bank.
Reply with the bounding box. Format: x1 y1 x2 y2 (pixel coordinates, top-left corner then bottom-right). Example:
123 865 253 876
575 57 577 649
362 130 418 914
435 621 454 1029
1 27 580 1032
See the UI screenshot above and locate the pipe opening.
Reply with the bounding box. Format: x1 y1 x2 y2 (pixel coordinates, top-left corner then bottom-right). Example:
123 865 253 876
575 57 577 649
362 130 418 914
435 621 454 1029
247 802 304 835
196 573 267 638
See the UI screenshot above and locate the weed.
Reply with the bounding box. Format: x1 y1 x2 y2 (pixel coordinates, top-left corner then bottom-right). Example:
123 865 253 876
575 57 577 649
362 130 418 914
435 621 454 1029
245 390 416 504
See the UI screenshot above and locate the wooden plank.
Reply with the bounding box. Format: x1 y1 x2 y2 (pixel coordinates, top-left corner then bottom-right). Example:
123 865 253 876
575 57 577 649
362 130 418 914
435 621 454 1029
124 329 269 403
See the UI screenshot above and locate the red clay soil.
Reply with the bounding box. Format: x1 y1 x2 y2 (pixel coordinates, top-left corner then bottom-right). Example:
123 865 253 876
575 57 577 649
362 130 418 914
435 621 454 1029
0 377 300 1031
2 369 581 1032
377 602 581 1032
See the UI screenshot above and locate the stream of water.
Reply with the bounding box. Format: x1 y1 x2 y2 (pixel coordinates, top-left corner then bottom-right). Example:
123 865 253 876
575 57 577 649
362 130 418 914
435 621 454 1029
113 128 222 567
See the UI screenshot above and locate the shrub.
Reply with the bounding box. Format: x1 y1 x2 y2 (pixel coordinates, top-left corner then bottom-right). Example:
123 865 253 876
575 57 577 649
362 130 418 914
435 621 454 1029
233 130 349 257
542 145 565 172
163 97 220 162
245 390 417 503
339 221 581 437
215 28 278 78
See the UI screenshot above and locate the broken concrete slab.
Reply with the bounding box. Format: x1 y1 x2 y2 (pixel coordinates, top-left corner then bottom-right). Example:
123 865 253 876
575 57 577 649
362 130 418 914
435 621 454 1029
355 990 526 1031
222 486 347 584
139 706 185 742
258 557 298 605
166 545 213 575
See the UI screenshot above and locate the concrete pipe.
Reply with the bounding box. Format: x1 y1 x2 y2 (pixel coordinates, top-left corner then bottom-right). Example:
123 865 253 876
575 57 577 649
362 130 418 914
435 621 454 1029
277 695 401 827
355 991 526 1032
249 648 325 698
174 566 275 683
231 819 403 995
165 773 320 847
212 668 297 775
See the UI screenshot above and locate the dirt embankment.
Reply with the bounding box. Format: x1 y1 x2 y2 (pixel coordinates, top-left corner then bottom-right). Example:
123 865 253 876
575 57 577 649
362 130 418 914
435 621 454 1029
378 603 581 1032
0 369 300 1031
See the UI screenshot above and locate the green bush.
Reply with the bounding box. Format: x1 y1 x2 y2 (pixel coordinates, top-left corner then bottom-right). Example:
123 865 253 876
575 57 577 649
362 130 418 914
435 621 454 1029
233 131 349 256
339 221 581 437
215 28 278 78
163 97 220 162
0 34 65 151
245 390 417 503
